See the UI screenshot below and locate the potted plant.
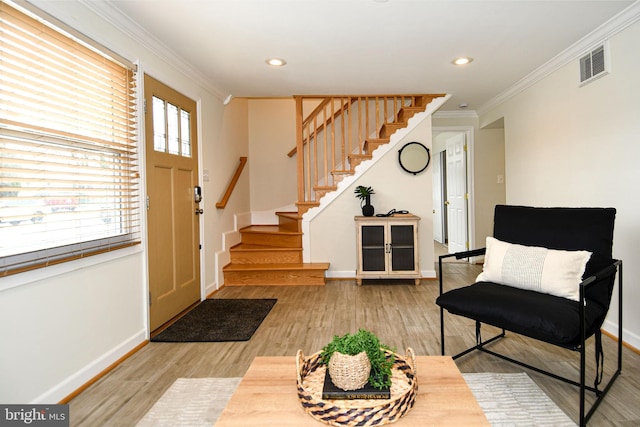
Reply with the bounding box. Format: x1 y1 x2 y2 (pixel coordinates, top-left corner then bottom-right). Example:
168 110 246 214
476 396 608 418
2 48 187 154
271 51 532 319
354 185 375 217
320 329 395 391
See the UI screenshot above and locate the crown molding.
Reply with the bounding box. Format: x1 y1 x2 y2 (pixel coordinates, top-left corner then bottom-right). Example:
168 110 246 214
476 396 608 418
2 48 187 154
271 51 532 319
78 0 228 102
433 110 478 120
477 0 640 117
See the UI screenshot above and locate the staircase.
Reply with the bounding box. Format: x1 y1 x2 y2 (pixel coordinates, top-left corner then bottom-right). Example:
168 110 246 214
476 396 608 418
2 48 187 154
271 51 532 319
223 211 330 286
294 94 443 215
222 94 444 286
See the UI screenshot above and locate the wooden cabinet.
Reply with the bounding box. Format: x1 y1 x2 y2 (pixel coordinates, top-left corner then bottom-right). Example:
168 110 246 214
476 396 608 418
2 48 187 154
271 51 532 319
355 214 420 285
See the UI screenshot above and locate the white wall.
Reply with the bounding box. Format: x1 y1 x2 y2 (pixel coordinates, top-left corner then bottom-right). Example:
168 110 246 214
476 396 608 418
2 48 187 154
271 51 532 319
0 1 250 403
473 127 506 243
480 19 640 348
307 117 436 278
207 97 251 291
248 99 298 211
0 253 145 403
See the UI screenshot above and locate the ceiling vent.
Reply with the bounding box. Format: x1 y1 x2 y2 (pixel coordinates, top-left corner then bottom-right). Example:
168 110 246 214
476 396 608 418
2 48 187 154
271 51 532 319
579 42 608 85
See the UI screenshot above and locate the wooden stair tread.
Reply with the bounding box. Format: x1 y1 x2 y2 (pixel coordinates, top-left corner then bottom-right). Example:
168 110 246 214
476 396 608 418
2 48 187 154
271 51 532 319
231 243 302 252
381 121 407 129
365 138 390 143
331 170 354 176
276 211 301 220
223 263 330 271
240 225 302 235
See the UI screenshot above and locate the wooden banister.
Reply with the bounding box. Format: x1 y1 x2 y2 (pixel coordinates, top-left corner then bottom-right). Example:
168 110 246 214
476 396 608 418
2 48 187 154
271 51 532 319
216 156 247 209
292 94 445 214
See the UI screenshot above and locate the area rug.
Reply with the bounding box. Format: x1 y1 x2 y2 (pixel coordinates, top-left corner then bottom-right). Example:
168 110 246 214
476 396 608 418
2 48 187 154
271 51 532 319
135 378 242 427
136 373 575 426
151 298 277 342
464 372 576 426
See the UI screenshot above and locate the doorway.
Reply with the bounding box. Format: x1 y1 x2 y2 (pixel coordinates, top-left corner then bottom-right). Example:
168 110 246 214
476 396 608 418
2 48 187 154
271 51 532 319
432 128 473 256
144 75 202 331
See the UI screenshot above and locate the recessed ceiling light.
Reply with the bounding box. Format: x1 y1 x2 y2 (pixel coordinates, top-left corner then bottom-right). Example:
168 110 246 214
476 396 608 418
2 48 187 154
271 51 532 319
452 57 473 66
266 58 287 67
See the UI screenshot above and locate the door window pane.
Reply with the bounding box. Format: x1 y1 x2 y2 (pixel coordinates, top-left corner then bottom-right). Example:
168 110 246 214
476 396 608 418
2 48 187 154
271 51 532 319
153 96 166 152
167 103 180 155
152 97 191 158
181 110 191 158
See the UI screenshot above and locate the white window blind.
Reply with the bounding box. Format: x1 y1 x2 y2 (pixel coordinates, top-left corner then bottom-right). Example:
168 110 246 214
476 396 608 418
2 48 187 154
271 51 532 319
0 1 140 276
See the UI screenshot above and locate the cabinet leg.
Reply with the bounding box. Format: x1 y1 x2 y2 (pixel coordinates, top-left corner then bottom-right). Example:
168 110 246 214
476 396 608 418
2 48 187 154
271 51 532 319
414 278 421 286
356 278 362 286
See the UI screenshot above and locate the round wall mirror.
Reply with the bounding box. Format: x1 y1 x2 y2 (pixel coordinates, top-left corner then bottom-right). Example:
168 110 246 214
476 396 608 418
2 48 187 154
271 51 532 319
398 141 431 175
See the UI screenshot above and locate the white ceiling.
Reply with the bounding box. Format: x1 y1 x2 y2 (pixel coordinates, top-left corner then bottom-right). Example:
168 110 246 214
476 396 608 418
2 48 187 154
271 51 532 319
101 0 634 111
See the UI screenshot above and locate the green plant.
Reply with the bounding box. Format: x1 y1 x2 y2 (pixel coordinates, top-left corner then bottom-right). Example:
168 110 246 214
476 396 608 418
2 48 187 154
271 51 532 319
354 185 375 202
320 329 395 390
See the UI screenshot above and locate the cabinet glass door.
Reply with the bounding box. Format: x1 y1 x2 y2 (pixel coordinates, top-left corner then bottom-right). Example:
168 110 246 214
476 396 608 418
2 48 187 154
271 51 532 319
390 224 415 271
361 225 385 271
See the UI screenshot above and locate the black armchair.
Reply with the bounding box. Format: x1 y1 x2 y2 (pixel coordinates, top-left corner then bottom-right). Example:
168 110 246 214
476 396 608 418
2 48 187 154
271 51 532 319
436 205 622 426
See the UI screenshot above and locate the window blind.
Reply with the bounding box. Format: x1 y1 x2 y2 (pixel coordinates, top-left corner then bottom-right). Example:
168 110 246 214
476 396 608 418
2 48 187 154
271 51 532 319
0 1 140 276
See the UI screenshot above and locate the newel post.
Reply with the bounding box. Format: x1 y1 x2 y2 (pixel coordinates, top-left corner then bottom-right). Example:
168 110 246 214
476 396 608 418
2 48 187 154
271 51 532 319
295 96 305 204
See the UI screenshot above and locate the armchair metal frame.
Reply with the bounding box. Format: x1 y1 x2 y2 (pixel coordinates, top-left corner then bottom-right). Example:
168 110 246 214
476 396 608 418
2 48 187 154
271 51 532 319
438 251 622 427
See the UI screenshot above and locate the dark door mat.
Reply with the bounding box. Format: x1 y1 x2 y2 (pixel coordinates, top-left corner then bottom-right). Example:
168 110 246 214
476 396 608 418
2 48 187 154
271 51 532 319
151 298 277 342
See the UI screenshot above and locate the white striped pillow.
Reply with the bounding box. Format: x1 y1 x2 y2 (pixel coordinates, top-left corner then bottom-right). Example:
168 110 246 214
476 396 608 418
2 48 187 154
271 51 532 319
476 237 592 301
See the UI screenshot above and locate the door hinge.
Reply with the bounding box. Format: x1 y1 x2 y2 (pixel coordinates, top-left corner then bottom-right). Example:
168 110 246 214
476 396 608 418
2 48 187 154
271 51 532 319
463 144 467 152
199 244 202 250
149 291 152 306
146 195 150 210
144 99 147 114
465 193 469 200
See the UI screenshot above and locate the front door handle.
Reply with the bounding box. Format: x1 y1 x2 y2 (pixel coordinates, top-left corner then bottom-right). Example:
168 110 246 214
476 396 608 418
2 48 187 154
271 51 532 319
195 208 204 215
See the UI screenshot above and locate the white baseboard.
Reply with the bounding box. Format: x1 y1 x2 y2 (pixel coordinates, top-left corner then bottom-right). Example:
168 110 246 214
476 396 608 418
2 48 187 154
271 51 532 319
32 329 147 404
603 319 639 351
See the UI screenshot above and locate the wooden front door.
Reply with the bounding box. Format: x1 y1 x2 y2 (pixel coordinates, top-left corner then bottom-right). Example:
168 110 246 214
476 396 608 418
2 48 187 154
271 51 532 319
144 75 201 331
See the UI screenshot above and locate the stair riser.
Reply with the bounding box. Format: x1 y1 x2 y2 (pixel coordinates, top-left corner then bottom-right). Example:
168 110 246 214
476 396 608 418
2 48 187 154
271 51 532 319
224 270 326 286
379 123 406 138
230 250 302 265
397 108 421 122
348 155 371 169
241 233 301 248
363 141 388 155
277 215 301 232
314 189 331 201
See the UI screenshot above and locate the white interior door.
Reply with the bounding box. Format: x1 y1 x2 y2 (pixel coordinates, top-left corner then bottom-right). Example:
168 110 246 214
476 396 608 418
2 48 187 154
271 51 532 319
432 152 444 244
446 133 467 254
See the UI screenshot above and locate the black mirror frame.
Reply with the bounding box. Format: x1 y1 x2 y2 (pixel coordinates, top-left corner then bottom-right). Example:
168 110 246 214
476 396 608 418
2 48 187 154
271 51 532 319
398 141 431 175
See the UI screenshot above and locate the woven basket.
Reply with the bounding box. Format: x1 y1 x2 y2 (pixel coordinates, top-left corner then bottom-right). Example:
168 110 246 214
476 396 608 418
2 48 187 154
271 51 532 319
296 348 417 427
328 351 371 391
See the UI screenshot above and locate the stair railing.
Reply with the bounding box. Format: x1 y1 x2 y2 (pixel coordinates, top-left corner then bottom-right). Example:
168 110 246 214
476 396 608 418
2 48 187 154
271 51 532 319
216 156 247 209
292 94 440 213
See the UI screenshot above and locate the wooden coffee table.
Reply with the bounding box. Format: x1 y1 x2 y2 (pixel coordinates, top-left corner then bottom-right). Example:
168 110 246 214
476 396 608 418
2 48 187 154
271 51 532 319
215 355 489 426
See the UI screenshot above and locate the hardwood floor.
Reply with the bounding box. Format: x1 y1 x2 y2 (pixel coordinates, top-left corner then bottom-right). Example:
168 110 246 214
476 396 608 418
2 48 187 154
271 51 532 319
68 261 640 426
